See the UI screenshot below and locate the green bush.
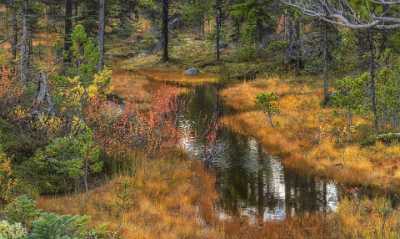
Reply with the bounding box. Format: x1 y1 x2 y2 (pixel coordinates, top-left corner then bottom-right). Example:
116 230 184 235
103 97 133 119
24 123 102 194
4 196 40 229
233 45 257 62
266 40 288 53
30 213 89 239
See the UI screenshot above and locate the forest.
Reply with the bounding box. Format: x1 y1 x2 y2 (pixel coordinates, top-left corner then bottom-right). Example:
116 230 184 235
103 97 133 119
1 0 400 238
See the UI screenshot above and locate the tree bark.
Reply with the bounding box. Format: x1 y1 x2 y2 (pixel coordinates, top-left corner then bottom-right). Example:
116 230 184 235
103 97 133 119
74 0 79 24
33 72 55 115
286 16 302 73
84 156 89 192
64 0 73 66
267 112 275 128
20 0 30 84
9 0 18 62
161 0 169 62
367 29 379 132
97 0 105 71
321 21 330 105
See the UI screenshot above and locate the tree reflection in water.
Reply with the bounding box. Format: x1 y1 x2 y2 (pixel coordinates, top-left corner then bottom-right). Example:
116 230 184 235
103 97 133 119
177 85 339 222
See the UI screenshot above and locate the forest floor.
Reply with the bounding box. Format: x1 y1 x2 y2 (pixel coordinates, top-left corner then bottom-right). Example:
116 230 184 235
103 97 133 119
220 74 400 192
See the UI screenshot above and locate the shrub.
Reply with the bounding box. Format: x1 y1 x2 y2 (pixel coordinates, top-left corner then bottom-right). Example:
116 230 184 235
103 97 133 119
266 40 288 53
0 221 27 239
0 146 15 203
88 68 112 100
332 74 368 141
24 122 102 193
30 213 89 239
233 45 257 62
4 196 40 229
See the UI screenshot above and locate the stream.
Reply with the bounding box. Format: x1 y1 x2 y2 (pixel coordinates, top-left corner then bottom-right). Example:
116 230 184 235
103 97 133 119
175 84 342 222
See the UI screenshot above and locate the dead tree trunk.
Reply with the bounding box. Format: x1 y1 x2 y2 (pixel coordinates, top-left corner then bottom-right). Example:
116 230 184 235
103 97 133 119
20 0 30 84
33 72 55 115
97 0 105 71
161 0 169 62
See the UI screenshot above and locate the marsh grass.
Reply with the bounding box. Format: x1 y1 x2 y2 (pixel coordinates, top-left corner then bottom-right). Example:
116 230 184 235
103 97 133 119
38 151 221 239
135 68 219 86
220 76 400 190
37 70 400 239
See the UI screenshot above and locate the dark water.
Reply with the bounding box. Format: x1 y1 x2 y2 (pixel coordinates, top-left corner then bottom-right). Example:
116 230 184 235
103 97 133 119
176 85 341 222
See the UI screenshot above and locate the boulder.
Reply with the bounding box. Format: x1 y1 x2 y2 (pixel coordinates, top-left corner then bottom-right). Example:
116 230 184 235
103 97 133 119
184 67 200 76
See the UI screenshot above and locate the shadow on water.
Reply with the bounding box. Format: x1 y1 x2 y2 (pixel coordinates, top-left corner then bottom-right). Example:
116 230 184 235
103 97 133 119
176 84 399 222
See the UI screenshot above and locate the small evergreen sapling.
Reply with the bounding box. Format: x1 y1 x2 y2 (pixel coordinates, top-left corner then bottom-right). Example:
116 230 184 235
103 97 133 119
256 92 280 127
332 74 368 141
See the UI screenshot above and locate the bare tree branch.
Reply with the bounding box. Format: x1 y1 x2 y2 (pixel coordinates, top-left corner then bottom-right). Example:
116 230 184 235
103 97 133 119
282 0 400 29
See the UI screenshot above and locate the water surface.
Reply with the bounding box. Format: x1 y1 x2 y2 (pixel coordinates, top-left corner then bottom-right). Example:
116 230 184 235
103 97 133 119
176 84 340 222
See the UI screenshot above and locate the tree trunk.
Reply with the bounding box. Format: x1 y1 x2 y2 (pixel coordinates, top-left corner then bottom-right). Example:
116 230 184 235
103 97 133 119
347 109 353 142
97 0 105 71
294 19 303 72
267 112 275 128
215 0 222 62
286 16 302 73
232 17 240 45
10 0 18 62
74 0 79 24
64 0 73 66
367 29 379 132
20 0 30 84
161 0 169 62
321 21 330 105
199 15 205 39
33 72 55 115
84 157 89 192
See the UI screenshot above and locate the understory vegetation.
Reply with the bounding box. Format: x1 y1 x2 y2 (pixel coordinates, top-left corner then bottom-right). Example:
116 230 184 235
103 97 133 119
1 0 400 238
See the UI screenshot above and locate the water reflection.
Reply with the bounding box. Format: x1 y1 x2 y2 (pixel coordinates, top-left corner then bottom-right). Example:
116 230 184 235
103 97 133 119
177 85 339 221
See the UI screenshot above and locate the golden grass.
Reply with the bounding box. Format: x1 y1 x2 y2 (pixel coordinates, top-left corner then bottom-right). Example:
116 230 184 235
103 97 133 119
220 76 400 190
136 68 219 86
111 70 153 108
38 153 222 239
